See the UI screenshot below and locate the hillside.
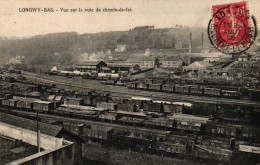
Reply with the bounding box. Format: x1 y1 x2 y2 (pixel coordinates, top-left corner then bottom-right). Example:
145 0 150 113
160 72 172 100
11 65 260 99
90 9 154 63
0 26 211 65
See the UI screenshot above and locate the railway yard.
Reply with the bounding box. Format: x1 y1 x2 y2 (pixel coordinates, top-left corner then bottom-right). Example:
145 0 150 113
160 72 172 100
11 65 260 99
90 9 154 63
0 69 260 164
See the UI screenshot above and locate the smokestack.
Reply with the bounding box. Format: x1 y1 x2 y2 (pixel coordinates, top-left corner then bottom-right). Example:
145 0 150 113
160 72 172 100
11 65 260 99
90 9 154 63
189 33 192 53
202 32 204 48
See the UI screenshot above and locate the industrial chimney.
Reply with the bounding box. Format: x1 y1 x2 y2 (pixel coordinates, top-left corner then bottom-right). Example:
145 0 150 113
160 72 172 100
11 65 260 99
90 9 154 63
201 32 204 48
189 33 192 53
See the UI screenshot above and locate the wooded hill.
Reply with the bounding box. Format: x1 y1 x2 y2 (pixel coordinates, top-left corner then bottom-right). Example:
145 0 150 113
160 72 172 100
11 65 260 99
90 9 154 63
0 26 210 65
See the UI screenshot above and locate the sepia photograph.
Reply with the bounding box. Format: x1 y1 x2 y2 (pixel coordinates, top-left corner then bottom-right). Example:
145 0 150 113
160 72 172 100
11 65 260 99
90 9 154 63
0 0 260 164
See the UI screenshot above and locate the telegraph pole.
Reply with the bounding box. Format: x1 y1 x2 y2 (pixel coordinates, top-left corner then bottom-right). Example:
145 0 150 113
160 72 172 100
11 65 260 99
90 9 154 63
37 109 40 152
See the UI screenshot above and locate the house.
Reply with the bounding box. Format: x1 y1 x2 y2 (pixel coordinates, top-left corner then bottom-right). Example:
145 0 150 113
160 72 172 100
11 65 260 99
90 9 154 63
140 56 159 69
76 61 107 73
238 54 249 62
160 56 183 68
144 48 151 56
180 52 230 64
107 63 140 73
115 45 126 52
183 61 213 71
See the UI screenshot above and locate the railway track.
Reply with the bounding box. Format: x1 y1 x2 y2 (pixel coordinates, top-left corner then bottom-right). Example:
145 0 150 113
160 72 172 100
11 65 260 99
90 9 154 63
0 108 170 137
20 71 260 107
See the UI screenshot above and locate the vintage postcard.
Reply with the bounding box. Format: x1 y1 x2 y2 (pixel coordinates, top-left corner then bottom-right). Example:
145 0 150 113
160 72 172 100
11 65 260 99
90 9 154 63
0 0 260 164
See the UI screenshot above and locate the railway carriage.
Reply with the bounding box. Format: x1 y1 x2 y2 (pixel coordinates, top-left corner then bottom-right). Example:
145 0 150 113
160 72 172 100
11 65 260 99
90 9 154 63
33 100 54 112
148 84 162 91
221 90 240 99
190 86 204 95
175 85 190 94
161 84 175 93
204 88 222 97
97 102 117 111
126 82 137 89
136 82 148 90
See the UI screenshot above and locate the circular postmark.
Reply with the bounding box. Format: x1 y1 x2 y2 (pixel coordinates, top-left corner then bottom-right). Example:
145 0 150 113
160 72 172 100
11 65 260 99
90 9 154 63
208 2 257 54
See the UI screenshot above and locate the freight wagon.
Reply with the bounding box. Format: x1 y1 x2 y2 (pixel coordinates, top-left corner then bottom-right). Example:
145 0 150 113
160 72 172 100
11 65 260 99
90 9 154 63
64 97 83 106
89 125 114 141
131 97 152 110
190 86 204 95
97 102 117 110
33 100 54 112
98 112 120 121
16 99 38 110
168 114 210 132
148 84 162 91
222 90 240 99
126 82 137 89
2 99 17 108
161 84 175 93
175 85 190 94
136 82 148 90
204 88 221 97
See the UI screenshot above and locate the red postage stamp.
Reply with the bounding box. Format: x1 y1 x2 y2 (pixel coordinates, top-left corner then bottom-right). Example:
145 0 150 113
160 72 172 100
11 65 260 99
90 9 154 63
208 1 257 54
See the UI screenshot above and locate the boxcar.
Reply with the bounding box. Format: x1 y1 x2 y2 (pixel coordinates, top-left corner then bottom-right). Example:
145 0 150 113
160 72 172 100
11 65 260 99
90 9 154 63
98 112 120 121
204 88 221 97
90 125 114 141
152 79 165 84
221 90 240 99
131 97 152 110
17 100 34 110
126 82 137 89
0 98 3 106
9 99 18 108
162 84 175 93
136 82 148 90
175 85 190 94
64 97 83 106
190 86 204 95
163 103 183 114
2 99 11 107
148 84 162 91
144 79 153 84
33 100 54 112
97 102 117 110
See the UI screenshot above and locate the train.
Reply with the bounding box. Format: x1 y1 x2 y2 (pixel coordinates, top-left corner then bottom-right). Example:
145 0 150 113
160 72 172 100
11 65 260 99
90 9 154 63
0 95 259 143
127 81 243 99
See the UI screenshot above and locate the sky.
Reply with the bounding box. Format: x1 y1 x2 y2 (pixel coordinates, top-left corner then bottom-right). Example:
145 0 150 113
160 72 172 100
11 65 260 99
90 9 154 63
0 0 259 38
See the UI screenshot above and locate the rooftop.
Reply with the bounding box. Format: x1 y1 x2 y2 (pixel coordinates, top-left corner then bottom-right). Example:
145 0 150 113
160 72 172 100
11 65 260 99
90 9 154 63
77 61 104 66
0 113 62 137
161 55 182 61
107 63 138 68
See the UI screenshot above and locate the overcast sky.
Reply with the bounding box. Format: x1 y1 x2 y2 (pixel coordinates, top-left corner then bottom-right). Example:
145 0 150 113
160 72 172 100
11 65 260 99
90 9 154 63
0 0 259 37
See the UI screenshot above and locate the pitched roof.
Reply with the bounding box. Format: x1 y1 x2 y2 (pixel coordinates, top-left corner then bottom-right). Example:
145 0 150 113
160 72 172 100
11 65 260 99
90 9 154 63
107 63 138 68
161 56 182 61
0 113 62 137
77 61 104 66
184 61 213 70
101 67 111 71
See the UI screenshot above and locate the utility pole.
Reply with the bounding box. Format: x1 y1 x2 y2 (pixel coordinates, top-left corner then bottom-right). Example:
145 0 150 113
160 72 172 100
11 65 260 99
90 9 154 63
37 109 40 152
